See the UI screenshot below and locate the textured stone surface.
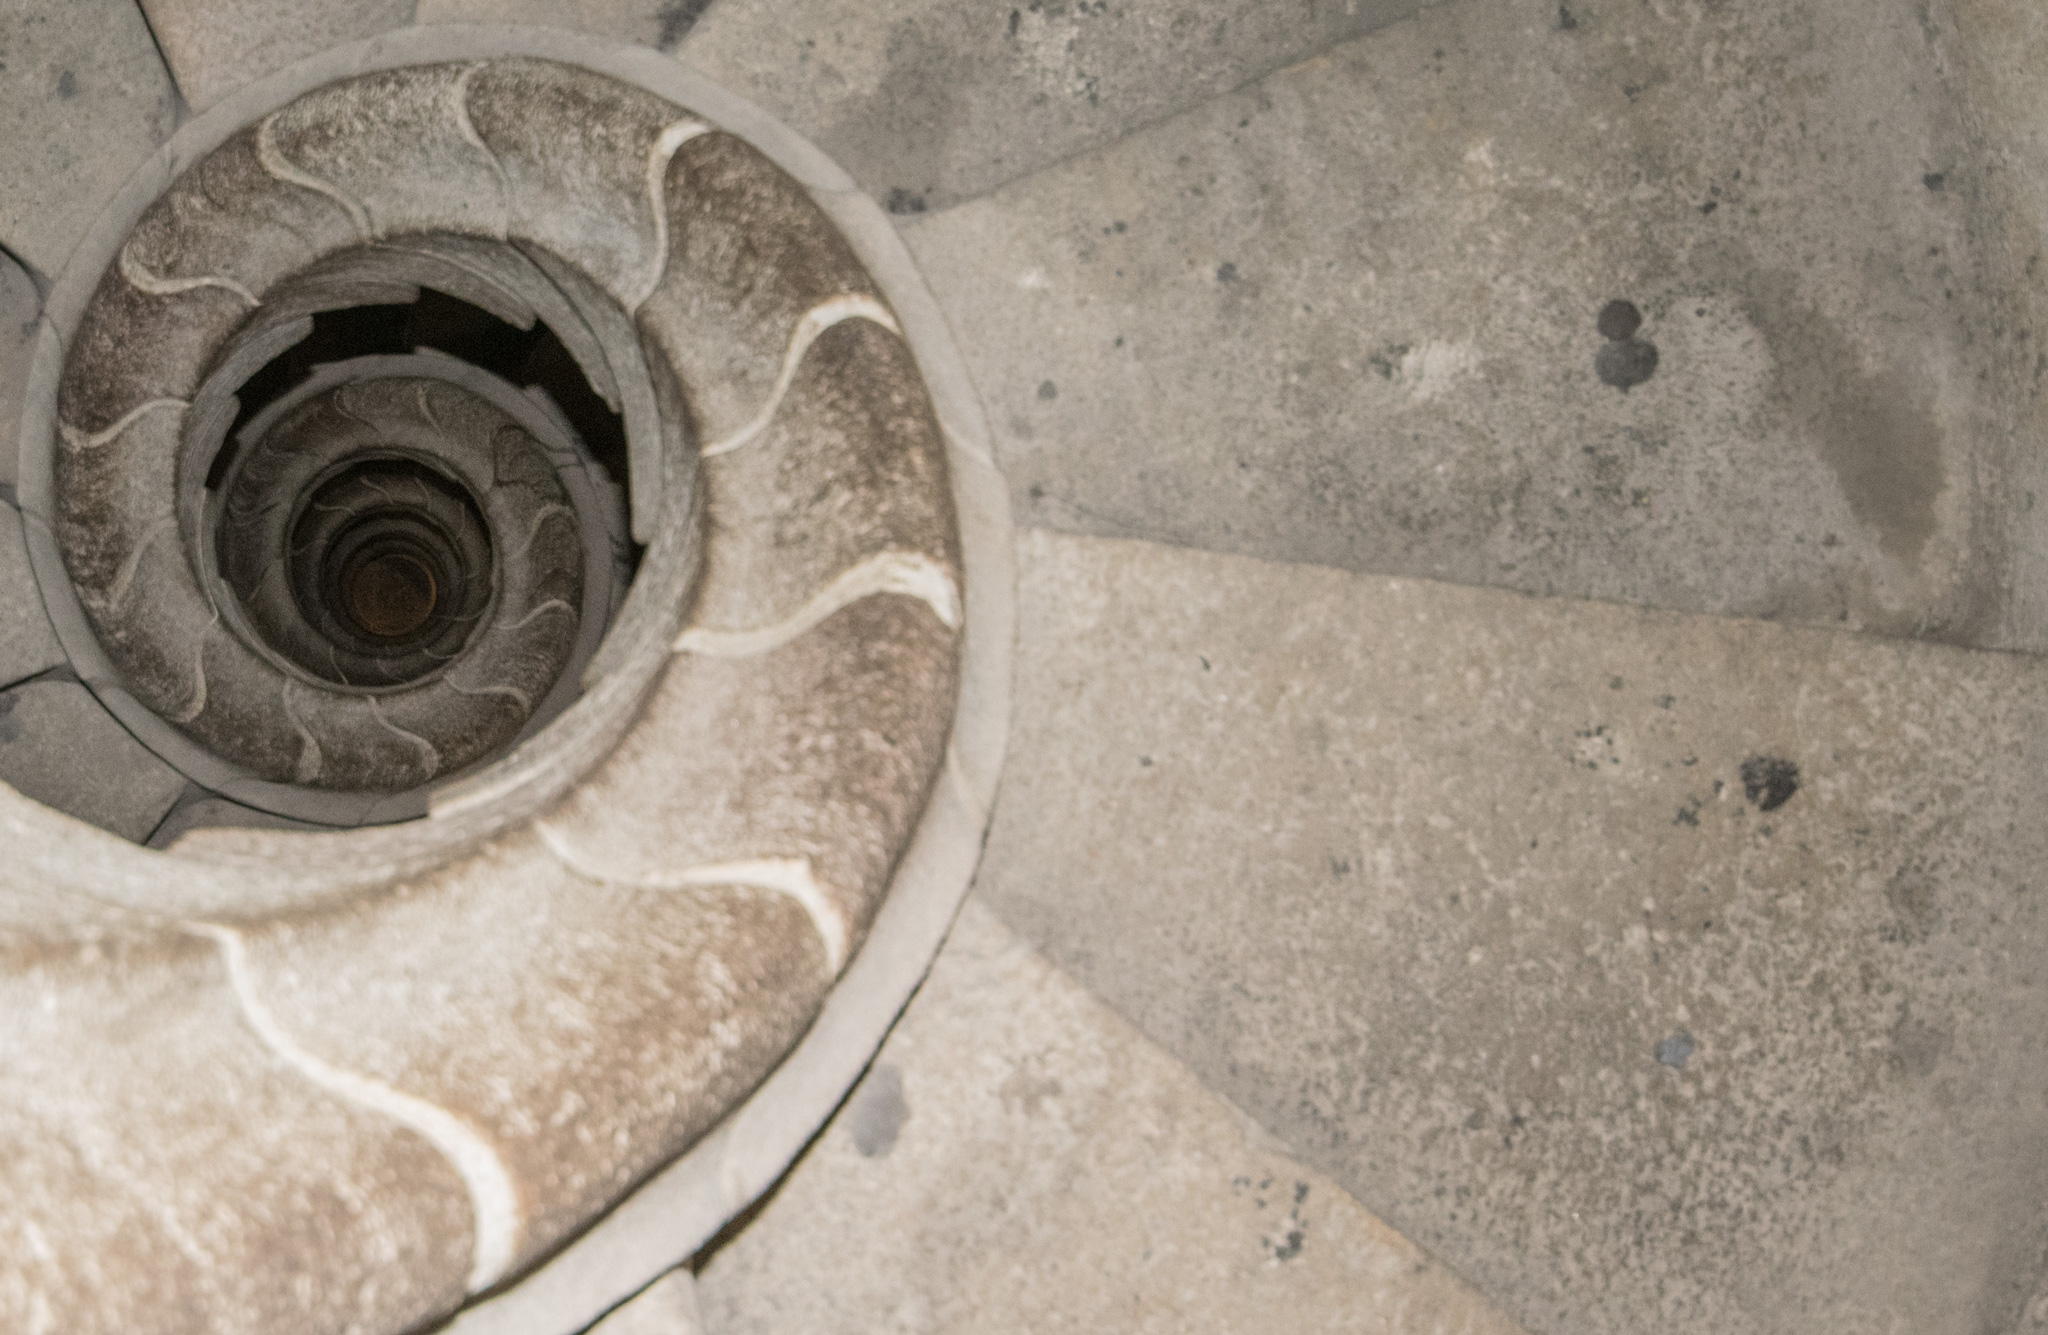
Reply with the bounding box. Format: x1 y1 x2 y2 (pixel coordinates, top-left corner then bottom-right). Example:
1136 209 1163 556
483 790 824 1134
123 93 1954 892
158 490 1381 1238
900 0 2048 652
0 250 37 492
675 0 1434 214
237 827 832 1280
0 923 474 1335
137 0 415 113
699 900 1529 1335
0 0 178 277
416 0 693 48
0 680 186 843
0 506 64 690
540 597 960 962
977 529 2048 1335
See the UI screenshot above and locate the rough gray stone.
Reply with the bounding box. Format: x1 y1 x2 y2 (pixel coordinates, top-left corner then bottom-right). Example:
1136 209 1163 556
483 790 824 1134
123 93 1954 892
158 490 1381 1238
675 0 1436 213
976 529 2048 1335
0 0 178 278
0 505 63 691
698 900 1531 1335
0 680 186 844
899 0 2048 652
136 0 415 113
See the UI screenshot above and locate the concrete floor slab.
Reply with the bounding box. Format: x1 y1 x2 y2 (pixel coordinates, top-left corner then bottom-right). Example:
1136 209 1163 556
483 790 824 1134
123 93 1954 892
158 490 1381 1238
674 0 1434 215
414 0 691 49
975 528 2048 1335
0 0 179 277
0 679 186 844
899 0 2048 652
697 899 1526 1335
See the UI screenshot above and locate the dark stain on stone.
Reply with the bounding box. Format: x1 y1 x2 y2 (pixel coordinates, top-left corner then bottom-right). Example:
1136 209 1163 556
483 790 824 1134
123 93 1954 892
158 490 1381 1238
1673 799 1701 827
1037 379 1058 401
1596 300 1658 390
0 691 19 744
848 1063 910 1158
1597 299 1642 341
1216 261 1239 283
1884 865 1939 943
1558 3 1578 29
1923 172 1946 192
655 0 715 47
1739 756 1799 812
56 70 76 99
884 187 928 214
1749 280 1946 563
1009 7 1021 37
1655 1031 1695 1068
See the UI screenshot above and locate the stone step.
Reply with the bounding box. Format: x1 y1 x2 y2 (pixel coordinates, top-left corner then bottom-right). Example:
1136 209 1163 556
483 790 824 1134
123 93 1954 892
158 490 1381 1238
696 898 1529 1335
975 526 2048 1335
897 0 2048 654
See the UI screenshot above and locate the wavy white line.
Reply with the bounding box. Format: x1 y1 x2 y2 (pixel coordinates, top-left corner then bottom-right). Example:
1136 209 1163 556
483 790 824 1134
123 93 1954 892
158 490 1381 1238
57 398 187 453
119 243 259 307
675 550 960 658
444 677 535 713
169 613 218 724
256 114 372 239
190 923 520 1292
535 828 849 975
633 119 714 310
700 295 903 458
451 63 511 240
280 681 323 784
494 598 574 633
368 697 441 778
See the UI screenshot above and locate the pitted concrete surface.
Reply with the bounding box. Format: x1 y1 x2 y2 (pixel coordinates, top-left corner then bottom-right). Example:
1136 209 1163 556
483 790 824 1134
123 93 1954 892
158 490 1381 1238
0 0 179 278
977 528 2048 1335
698 900 1529 1335
675 0 1438 214
899 0 2048 653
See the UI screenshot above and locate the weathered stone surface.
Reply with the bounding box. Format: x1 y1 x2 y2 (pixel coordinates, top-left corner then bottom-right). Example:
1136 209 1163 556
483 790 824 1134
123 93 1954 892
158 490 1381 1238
699 900 1530 1335
675 0 1434 213
900 0 2048 652
976 529 2048 1335
639 131 878 445
416 0 693 48
540 597 960 962
0 1 178 277
0 924 474 1335
0 250 37 492
136 0 414 114
0 680 186 843
0 505 64 690
692 320 958 634
236 827 831 1279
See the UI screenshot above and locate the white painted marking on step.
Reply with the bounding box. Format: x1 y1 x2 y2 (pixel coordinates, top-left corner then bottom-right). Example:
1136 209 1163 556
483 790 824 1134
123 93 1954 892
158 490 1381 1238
633 119 715 310
169 613 219 724
368 696 441 778
509 504 576 559
675 550 960 658
257 114 373 239
280 681 323 784
102 514 174 608
444 677 534 713
494 598 574 632
451 64 511 240
118 243 259 307
536 828 849 975
57 398 187 452
699 295 903 458
190 923 520 1292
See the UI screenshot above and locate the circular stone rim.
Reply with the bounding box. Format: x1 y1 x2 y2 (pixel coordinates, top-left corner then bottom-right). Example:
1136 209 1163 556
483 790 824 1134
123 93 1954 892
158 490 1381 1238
11 24 1014 1335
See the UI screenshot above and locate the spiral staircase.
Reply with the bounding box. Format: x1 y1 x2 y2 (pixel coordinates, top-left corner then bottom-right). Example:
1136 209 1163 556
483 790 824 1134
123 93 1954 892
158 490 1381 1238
2 1 2044 1333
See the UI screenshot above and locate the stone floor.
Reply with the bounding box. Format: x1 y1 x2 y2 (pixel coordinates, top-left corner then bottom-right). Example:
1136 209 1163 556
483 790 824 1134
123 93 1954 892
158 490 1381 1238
1 0 2044 1332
